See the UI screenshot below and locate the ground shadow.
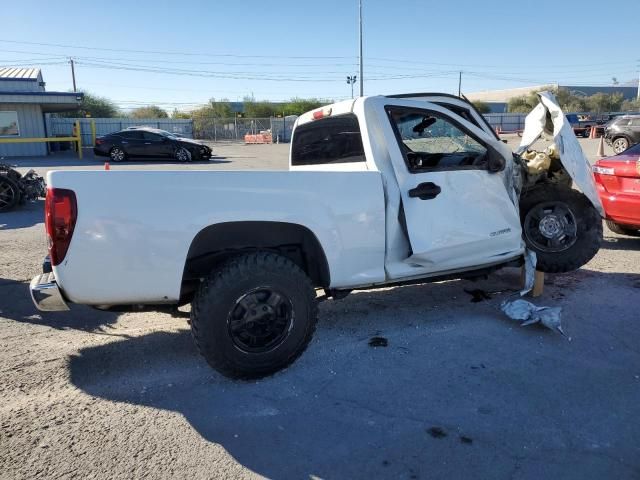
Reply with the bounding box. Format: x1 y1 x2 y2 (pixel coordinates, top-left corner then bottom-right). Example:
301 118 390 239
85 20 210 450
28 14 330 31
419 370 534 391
0 199 44 230
0 279 121 333
67 269 640 479
601 235 640 251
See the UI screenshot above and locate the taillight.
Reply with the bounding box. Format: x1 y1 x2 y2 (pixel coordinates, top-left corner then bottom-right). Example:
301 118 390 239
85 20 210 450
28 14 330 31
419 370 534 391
95 138 104 145
312 107 332 120
45 188 77 266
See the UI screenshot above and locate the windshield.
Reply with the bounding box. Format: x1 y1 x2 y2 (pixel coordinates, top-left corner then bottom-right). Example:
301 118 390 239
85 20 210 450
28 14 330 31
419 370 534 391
155 129 178 139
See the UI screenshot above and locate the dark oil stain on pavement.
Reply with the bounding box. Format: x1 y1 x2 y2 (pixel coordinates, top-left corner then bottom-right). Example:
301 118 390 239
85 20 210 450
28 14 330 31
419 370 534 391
368 336 388 347
426 426 448 438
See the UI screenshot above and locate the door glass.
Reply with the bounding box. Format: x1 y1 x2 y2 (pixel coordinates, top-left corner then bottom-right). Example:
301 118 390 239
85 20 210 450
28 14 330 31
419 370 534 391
119 131 144 140
142 131 162 142
388 108 488 172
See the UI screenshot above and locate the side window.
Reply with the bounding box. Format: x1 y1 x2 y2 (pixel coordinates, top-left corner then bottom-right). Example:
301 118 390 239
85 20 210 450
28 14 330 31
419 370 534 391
119 131 143 140
142 131 162 141
630 118 640 127
291 114 365 166
387 107 488 173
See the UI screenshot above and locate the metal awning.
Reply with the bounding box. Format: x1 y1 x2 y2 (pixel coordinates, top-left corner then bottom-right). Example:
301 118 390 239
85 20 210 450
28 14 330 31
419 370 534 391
0 91 83 112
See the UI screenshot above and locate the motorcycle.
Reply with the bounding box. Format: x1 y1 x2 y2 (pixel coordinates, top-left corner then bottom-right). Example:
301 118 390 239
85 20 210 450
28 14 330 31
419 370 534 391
0 163 46 212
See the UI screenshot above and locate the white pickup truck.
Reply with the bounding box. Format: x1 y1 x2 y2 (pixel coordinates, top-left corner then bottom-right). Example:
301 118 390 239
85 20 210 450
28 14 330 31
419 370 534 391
31 92 603 378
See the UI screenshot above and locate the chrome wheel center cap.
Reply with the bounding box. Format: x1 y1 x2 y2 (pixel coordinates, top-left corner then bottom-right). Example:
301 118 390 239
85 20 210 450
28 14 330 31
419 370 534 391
539 215 562 238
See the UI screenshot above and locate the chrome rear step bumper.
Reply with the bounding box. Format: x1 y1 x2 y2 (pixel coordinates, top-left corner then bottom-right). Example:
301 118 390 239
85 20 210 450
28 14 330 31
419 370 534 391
30 272 69 311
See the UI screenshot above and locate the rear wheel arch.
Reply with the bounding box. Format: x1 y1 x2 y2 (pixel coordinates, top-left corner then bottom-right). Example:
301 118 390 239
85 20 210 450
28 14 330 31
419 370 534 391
182 221 331 296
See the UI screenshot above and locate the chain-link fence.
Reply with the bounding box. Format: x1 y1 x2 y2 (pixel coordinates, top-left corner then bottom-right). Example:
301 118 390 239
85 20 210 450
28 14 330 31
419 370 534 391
193 116 298 142
47 117 194 146
194 118 271 142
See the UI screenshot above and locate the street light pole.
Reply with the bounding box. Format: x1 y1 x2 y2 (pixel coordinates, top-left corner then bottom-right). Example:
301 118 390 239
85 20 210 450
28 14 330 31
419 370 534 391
347 75 357 99
359 0 363 97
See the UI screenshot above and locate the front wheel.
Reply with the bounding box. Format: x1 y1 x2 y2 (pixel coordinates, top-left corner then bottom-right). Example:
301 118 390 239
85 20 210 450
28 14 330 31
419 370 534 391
175 147 192 162
190 252 318 379
606 220 640 237
520 185 602 273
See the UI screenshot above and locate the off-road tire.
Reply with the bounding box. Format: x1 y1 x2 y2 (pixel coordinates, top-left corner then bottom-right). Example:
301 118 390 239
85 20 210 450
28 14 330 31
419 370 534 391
606 220 640 237
0 176 20 212
190 251 318 379
520 185 602 273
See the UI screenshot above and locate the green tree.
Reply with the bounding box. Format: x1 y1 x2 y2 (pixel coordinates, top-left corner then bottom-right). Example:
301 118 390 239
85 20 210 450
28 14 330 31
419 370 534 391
471 101 491 114
57 91 120 118
282 97 329 116
243 96 278 117
171 108 191 119
621 98 640 112
586 92 624 113
507 95 537 113
129 105 168 119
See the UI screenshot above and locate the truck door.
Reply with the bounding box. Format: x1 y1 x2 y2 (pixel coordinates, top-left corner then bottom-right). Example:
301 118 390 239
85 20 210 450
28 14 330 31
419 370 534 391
385 104 523 272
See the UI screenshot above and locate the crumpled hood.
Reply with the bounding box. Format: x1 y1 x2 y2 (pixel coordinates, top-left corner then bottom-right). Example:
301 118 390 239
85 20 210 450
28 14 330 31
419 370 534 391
517 91 605 217
177 137 208 147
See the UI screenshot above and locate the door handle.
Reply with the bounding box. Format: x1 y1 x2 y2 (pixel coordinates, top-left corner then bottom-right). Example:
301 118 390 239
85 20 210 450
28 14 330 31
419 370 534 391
408 182 441 200
144 142 151 145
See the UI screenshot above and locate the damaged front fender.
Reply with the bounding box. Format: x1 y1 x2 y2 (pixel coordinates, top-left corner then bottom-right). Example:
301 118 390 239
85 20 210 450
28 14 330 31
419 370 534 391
516 91 605 217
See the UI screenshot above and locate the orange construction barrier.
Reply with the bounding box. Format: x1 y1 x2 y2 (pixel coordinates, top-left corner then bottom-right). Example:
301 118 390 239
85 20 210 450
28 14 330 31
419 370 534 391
589 126 597 139
244 133 273 144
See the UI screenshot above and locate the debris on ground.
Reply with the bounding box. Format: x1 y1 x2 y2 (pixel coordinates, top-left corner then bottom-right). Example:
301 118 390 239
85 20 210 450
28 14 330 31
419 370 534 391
426 426 448 439
463 288 492 303
500 299 567 338
520 250 537 296
368 336 388 347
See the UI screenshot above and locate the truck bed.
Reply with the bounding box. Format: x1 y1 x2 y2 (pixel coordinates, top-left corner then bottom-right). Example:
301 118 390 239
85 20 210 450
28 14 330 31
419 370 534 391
48 170 386 304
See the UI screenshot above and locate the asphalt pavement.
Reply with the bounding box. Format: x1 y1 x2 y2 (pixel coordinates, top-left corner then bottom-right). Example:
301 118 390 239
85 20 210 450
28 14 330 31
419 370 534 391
1 138 639 480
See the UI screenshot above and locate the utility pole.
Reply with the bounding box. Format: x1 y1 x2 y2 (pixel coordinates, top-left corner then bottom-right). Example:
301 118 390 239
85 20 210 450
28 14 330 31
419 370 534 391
458 71 462 97
347 75 357 99
69 58 77 92
637 61 640 100
358 0 363 97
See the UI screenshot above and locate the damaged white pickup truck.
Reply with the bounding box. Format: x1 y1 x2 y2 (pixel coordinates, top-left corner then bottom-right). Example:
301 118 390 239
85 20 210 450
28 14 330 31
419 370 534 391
31 92 603 378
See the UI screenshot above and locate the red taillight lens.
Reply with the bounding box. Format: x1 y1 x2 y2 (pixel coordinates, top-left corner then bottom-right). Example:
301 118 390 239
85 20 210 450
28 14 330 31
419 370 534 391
95 138 104 145
45 188 77 266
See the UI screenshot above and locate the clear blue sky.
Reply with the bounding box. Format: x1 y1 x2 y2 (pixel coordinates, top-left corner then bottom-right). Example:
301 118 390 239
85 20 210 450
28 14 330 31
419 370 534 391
2 0 638 112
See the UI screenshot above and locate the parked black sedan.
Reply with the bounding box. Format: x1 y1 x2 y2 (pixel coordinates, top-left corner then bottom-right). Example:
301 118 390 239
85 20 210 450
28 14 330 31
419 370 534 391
94 127 212 162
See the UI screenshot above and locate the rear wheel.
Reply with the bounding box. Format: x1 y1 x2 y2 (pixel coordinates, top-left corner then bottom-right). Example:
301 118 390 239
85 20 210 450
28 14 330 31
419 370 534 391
612 137 629 154
109 146 126 162
0 176 20 212
190 251 318 379
606 220 640 237
520 185 602 273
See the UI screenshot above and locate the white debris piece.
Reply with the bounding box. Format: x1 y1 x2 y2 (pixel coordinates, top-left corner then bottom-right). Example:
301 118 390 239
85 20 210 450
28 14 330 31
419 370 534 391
500 298 567 338
520 249 537 296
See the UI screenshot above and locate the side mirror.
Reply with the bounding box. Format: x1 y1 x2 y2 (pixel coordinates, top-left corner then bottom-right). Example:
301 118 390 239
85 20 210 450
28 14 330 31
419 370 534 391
487 147 506 173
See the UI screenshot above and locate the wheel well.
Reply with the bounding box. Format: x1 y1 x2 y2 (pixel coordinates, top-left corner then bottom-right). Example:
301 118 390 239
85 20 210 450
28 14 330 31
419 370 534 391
181 221 330 300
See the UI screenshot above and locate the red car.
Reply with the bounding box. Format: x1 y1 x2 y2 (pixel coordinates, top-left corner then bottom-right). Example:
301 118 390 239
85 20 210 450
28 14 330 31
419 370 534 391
593 143 640 236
